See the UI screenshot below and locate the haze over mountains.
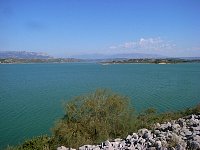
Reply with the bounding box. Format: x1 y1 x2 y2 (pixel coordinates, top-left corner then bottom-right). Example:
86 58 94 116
1 51 200 60
0 51 165 59
0 51 52 59
70 53 164 59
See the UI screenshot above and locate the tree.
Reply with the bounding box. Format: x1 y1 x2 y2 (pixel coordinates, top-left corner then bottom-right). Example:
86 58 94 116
53 89 135 148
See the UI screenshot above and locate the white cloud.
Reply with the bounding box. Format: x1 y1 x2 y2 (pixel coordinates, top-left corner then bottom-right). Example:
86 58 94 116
109 37 175 51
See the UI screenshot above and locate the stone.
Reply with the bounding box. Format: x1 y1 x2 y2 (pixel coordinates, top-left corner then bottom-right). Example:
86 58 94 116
154 130 160 135
155 123 161 128
93 147 100 150
172 123 180 130
180 131 185 137
126 134 132 140
184 129 193 136
194 126 200 131
110 142 119 149
193 135 200 142
138 128 148 137
114 138 121 142
189 141 200 149
70 114 200 150
139 138 146 144
167 122 172 127
132 133 139 139
149 137 155 144
160 124 168 131
105 140 112 146
155 140 162 148
177 118 186 127
146 147 156 150
57 146 68 150
143 131 152 139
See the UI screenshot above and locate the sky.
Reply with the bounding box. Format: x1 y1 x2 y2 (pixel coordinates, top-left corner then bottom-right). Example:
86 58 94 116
0 0 200 57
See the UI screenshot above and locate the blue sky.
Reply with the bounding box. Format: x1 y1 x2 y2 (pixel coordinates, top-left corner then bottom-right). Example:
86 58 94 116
0 0 200 57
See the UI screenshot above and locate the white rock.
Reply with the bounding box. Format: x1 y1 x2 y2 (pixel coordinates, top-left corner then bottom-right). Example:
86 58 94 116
57 146 68 150
172 123 180 129
114 138 122 142
138 128 148 136
104 140 114 150
155 140 162 148
132 133 139 139
126 134 132 140
190 141 200 149
193 135 200 142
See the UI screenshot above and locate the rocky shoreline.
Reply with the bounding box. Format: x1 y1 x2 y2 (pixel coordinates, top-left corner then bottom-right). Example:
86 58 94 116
57 114 200 150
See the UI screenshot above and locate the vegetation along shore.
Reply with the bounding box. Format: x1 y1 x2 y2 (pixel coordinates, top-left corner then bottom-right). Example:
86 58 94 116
6 89 200 150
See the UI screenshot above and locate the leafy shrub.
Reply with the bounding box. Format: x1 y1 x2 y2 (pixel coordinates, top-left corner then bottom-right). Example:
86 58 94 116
53 89 135 148
6 135 54 150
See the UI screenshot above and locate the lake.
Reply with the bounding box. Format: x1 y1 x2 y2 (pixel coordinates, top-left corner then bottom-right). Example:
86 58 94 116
0 63 200 148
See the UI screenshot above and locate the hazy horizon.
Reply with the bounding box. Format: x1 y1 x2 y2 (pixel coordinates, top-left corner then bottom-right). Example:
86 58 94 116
1 0 200 57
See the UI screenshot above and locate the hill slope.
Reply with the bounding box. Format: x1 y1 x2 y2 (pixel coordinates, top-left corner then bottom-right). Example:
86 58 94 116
0 51 52 59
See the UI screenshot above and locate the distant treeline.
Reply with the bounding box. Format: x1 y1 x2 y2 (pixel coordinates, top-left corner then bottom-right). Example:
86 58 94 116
103 58 200 64
0 58 81 64
1 58 200 64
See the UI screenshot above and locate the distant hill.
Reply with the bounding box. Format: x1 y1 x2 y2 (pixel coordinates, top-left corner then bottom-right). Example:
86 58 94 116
71 53 165 59
0 51 53 59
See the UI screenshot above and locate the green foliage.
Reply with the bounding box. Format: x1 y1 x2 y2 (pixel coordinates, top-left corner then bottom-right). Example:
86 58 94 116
6 135 54 150
53 89 135 148
136 104 200 130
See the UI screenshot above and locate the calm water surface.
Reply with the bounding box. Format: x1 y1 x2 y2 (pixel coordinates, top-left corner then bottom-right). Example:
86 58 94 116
0 63 200 148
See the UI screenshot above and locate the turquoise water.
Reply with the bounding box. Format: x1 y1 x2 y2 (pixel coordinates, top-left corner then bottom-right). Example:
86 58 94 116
0 63 200 148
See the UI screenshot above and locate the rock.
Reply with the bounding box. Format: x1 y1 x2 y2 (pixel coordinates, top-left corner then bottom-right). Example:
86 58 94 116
149 137 155 144
176 144 185 150
143 132 152 139
160 124 168 131
57 146 68 150
155 140 162 149
132 133 139 139
193 135 200 142
167 122 172 127
154 130 160 136
189 141 200 149
126 134 132 140
114 138 121 142
155 123 161 128
183 129 192 136
180 131 185 137
138 128 148 137
139 138 146 144
193 126 200 131
147 147 156 150
110 142 119 149
65 113 200 150
172 123 180 130
104 140 112 146
177 118 186 127
93 147 100 150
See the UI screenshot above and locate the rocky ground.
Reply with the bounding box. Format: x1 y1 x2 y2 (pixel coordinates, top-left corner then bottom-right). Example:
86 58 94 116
57 114 200 150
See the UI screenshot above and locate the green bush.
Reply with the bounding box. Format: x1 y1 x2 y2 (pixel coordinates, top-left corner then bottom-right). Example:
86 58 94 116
6 135 54 150
52 89 135 148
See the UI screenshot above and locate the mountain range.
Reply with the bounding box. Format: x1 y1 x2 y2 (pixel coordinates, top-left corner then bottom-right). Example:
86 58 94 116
0 51 52 59
1 51 199 60
0 51 165 59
